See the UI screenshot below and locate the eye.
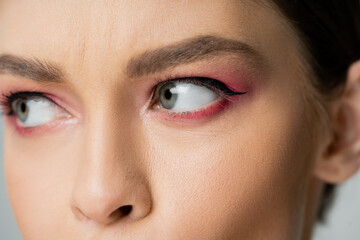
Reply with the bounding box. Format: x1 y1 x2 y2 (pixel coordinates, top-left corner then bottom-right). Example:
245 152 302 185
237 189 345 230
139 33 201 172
157 81 218 111
151 77 245 113
7 93 70 128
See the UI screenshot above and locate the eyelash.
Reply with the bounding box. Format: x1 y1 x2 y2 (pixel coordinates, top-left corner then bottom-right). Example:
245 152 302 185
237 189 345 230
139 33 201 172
0 77 244 118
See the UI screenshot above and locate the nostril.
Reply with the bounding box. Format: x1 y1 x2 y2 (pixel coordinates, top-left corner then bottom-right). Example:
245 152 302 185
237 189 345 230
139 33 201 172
118 205 132 217
107 205 133 223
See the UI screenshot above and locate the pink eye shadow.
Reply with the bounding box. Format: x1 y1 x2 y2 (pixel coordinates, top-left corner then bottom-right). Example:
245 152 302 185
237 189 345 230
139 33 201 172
146 63 256 124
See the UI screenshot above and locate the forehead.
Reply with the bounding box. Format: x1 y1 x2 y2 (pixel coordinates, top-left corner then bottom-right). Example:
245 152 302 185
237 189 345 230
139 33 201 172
0 0 302 92
0 0 284 55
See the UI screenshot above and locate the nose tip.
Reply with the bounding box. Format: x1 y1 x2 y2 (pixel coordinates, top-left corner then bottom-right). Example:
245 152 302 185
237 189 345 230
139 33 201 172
71 188 152 225
71 176 152 225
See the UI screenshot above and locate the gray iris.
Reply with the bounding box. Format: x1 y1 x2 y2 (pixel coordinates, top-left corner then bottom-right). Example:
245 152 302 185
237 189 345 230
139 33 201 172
159 82 178 109
15 100 29 122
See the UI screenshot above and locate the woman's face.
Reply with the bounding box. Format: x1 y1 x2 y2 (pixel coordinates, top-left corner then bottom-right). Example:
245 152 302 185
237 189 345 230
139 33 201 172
0 1 323 239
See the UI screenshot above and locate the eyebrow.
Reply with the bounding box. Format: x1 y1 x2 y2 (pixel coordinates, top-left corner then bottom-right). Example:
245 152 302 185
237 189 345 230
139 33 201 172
127 35 264 78
0 54 63 83
0 35 264 83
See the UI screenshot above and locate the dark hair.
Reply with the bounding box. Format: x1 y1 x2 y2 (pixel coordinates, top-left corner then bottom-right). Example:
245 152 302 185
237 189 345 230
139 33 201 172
273 0 360 221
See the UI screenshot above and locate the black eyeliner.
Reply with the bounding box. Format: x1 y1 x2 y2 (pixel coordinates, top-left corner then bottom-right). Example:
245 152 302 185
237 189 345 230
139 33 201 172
174 77 246 96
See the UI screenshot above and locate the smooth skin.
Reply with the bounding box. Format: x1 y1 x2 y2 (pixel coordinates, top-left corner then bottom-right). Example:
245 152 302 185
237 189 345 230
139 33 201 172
0 1 360 240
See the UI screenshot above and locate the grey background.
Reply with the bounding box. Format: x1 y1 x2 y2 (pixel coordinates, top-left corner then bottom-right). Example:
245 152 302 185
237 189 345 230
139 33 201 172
0 118 359 240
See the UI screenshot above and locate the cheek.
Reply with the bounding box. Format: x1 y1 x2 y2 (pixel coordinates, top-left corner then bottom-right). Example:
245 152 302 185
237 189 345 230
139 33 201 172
145 92 313 238
4 126 75 238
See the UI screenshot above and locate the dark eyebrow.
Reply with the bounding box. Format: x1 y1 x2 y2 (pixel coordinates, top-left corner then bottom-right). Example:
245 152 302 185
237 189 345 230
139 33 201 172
0 54 63 83
126 35 265 78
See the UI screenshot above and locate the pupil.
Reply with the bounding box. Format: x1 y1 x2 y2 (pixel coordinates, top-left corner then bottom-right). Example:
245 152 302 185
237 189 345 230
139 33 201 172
21 102 27 113
164 89 172 100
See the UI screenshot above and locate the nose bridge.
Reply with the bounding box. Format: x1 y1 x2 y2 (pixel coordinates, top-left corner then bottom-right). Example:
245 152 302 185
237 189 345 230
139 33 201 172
85 98 130 167
82 92 133 180
71 96 151 225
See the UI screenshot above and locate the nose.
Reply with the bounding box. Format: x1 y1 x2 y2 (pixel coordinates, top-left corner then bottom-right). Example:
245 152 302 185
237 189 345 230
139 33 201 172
71 109 152 226
71 170 152 225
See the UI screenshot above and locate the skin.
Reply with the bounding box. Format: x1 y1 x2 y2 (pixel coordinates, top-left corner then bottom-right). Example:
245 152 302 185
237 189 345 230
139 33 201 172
0 0 359 239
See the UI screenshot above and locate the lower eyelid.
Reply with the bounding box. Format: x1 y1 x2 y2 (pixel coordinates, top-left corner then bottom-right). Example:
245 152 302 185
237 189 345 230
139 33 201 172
4 110 78 136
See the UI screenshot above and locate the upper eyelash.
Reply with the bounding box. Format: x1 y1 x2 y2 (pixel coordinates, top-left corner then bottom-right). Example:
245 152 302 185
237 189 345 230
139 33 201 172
0 92 15 116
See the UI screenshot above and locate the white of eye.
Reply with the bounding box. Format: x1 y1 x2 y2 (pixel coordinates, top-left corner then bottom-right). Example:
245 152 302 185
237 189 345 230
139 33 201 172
13 97 70 127
159 82 219 111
